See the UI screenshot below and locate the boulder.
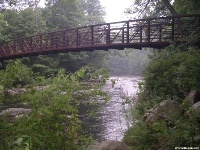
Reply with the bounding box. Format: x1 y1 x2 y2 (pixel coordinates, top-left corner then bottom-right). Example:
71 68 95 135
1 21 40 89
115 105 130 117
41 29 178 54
186 101 200 120
98 140 129 150
185 90 200 106
194 135 200 143
5 88 27 96
72 89 94 99
0 108 31 118
144 100 183 123
193 101 200 110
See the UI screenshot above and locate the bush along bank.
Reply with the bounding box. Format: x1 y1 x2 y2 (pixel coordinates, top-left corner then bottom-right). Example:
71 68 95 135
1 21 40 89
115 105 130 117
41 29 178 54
0 61 110 150
123 46 200 149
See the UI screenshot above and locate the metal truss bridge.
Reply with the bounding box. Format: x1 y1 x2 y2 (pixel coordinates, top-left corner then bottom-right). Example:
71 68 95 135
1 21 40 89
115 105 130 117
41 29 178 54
0 14 200 60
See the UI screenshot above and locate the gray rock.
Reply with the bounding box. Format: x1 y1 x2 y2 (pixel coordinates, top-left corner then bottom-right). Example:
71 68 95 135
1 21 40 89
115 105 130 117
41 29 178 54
99 140 129 150
194 135 200 143
144 100 183 123
185 90 200 106
6 88 27 96
0 108 31 117
193 101 200 110
185 101 200 120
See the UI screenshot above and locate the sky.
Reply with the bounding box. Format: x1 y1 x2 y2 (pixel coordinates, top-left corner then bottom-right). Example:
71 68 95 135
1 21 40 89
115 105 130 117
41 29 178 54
100 0 134 22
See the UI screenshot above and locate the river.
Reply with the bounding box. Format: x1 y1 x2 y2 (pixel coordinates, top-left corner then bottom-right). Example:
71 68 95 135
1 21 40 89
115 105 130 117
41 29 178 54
80 76 143 142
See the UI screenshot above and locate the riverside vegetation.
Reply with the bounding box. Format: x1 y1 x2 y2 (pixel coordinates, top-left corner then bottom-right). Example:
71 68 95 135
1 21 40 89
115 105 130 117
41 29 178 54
123 46 200 149
1 0 200 149
0 1 111 148
122 0 200 149
0 59 110 149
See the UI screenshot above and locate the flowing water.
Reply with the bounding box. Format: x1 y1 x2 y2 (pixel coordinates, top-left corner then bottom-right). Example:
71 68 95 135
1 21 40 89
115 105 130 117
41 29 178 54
81 76 143 141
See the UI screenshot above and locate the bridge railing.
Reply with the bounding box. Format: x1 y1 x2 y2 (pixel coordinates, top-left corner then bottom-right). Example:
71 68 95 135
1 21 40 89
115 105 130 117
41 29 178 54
0 14 200 59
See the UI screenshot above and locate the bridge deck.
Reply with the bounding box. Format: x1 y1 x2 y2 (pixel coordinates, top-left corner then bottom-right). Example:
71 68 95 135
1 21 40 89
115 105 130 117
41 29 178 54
0 14 200 60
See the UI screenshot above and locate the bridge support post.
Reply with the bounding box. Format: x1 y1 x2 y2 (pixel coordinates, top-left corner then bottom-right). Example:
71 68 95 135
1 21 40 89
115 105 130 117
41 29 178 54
172 17 174 42
76 28 79 46
63 30 66 46
91 26 94 46
106 24 110 44
147 19 150 43
40 35 42 49
140 26 142 43
51 33 54 48
30 37 33 51
159 24 162 42
126 21 129 44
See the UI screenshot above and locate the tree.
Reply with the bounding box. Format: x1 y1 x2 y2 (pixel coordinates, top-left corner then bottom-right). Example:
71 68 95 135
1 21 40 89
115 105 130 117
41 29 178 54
126 0 200 20
162 0 178 16
0 13 8 43
173 0 200 14
81 0 105 25
2 8 46 39
125 0 173 19
43 0 84 30
0 0 41 10
0 59 34 88
0 0 108 74
42 0 108 73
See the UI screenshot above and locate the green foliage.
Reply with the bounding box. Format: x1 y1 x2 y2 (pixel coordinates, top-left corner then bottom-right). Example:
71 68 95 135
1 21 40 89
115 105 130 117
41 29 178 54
123 122 157 149
124 46 200 149
174 0 200 14
132 46 200 119
0 13 8 43
0 85 4 104
144 46 200 101
0 59 34 88
3 8 47 40
125 0 172 19
0 0 107 75
0 67 100 149
12 135 32 150
124 114 200 149
81 0 105 25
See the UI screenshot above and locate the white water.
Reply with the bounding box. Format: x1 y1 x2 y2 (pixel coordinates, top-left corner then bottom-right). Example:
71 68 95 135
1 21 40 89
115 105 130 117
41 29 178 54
80 76 142 141
99 76 142 140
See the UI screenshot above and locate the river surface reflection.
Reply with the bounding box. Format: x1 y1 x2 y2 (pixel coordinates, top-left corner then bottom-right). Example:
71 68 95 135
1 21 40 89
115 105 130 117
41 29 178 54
80 76 142 141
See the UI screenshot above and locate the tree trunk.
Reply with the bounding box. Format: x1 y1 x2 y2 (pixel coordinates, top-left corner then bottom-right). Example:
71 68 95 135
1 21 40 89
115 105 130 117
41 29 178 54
162 0 178 16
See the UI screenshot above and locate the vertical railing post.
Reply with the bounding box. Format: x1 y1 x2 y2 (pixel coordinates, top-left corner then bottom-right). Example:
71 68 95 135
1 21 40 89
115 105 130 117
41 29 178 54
30 36 33 51
159 24 162 42
172 17 175 42
122 27 124 44
4 43 8 54
140 25 142 43
147 19 151 43
63 30 66 47
76 28 79 46
91 26 94 46
40 34 42 49
51 32 54 48
127 21 129 44
14 40 16 53
106 24 110 44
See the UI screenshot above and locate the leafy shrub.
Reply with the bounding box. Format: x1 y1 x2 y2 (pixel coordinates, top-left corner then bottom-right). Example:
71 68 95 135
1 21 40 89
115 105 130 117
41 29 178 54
124 114 200 149
123 122 157 150
0 68 102 149
0 59 34 88
124 45 200 149
134 46 200 117
144 46 200 101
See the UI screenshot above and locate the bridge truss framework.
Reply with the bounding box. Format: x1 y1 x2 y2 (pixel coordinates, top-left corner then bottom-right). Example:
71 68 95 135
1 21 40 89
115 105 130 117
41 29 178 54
0 14 200 60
